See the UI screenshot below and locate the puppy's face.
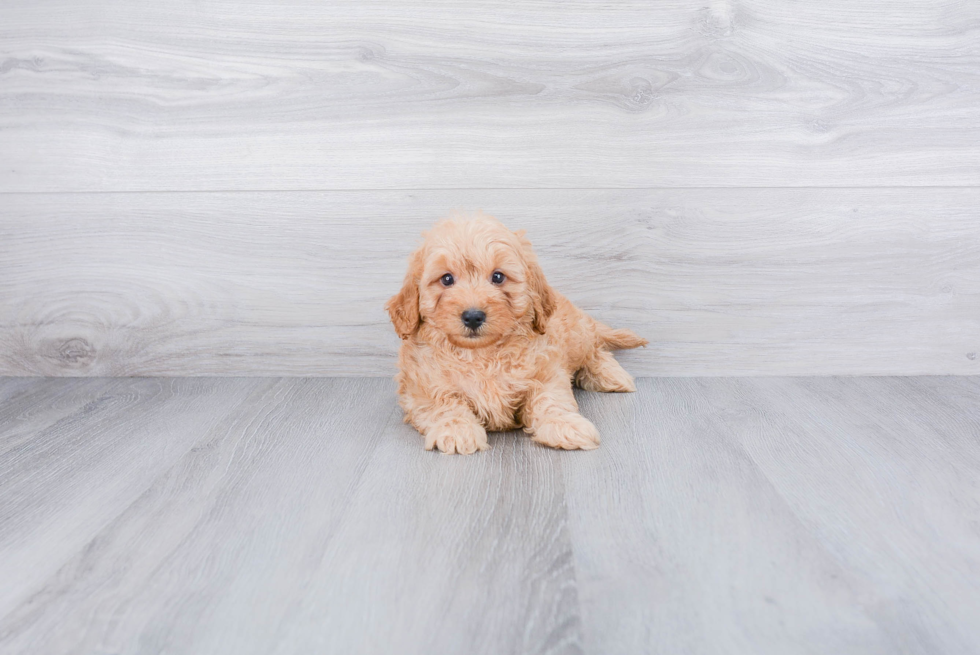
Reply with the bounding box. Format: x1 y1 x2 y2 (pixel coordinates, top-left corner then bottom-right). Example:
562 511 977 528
418 224 529 349
386 215 555 348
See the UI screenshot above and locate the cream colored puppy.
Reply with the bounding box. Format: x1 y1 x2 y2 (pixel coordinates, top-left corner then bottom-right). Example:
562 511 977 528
386 214 646 454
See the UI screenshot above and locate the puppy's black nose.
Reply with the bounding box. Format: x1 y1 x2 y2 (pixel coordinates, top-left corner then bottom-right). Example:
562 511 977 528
461 309 486 330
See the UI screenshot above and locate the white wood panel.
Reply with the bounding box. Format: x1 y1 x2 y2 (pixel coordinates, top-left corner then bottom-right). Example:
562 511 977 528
1 0 978 191
1 189 977 376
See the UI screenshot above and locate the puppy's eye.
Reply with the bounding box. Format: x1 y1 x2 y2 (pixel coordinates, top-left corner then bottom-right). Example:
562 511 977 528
440 273 455 287
491 271 505 285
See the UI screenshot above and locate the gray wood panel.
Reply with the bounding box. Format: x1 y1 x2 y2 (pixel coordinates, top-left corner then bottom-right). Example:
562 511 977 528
567 380 885 654
0 378 581 655
2 189 978 376
2 376 979 654
567 376 980 654
0 378 400 654
728 376 980 653
2 0 979 191
270 419 580 655
0 377 272 620
0 377 119 459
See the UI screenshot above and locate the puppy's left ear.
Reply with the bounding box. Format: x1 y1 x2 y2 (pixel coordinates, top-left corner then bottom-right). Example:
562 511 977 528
515 230 557 334
386 247 424 339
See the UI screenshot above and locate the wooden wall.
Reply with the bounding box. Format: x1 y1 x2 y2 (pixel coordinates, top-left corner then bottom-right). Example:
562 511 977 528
2 0 978 376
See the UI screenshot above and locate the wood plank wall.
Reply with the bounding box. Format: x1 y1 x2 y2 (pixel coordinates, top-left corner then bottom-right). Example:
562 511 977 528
1 0 978 376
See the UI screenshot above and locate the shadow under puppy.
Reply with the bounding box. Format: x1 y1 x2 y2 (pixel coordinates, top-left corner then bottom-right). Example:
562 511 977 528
386 213 647 454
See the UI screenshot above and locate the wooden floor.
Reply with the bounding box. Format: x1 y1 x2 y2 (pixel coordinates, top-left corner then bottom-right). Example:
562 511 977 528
1 376 978 654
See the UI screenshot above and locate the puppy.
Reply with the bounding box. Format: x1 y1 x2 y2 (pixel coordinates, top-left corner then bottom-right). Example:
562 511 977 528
386 213 647 454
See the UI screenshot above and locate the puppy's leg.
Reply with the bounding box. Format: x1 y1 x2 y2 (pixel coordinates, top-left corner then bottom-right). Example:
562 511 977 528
409 398 489 455
523 375 600 451
576 350 637 393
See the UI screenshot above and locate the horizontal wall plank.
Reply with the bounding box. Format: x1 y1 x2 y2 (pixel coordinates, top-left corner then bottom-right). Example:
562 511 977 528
1 0 979 191
1 188 977 376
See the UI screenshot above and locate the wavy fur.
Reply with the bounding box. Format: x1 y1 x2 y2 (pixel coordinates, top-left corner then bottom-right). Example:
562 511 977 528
386 213 647 454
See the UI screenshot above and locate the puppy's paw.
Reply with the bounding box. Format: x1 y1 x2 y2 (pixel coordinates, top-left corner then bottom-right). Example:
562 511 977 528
423 421 489 455
531 413 601 451
576 352 637 393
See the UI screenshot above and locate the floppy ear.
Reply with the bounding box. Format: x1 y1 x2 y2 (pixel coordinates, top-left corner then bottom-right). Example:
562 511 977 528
385 247 424 339
515 230 557 334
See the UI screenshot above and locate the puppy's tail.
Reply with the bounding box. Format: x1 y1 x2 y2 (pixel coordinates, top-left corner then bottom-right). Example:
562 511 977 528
597 323 648 351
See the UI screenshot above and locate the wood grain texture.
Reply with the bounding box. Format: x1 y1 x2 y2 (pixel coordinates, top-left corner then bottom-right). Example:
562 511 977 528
567 376 980 654
0 377 119 459
270 416 580 655
0 378 400 654
1 0 979 191
567 380 883 654
2 376 979 654
2 189 978 376
726 376 980 653
0 377 580 655
0 377 272 620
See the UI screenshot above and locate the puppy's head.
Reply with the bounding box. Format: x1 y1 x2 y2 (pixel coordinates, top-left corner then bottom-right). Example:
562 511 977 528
386 213 556 348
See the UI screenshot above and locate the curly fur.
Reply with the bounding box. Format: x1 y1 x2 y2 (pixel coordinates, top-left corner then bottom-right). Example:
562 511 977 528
386 213 647 454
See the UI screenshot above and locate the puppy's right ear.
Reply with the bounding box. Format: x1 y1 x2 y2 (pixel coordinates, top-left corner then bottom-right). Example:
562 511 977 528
386 247 424 339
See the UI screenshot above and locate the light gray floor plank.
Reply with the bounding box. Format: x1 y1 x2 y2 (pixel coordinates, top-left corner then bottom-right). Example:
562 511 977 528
571 378 980 654
0 377 271 619
726 377 980 654
3 188 978 377
2 1 979 191
1 377 979 654
569 379 886 654
0 379 399 655
0 378 121 458
270 416 580 655
0 378 42 405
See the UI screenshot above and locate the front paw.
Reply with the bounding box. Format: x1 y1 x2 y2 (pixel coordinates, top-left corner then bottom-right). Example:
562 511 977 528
423 420 489 455
531 413 600 451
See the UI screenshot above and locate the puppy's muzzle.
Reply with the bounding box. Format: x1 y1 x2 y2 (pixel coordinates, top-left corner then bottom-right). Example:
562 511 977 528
461 309 486 332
